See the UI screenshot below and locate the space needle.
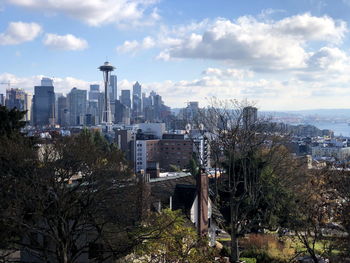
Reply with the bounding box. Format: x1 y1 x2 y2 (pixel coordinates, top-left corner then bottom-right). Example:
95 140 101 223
98 61 115 133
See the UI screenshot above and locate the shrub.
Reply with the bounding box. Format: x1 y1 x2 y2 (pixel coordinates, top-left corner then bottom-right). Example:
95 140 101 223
240 234 295 263
241 258 257 263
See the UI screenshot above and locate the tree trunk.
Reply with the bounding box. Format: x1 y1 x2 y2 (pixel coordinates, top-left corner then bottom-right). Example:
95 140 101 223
230 198 239 263
230 228 239 263
58 244 70 263
309 249 319 263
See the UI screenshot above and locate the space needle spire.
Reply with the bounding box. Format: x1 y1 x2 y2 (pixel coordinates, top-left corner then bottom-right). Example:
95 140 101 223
98 61 115 133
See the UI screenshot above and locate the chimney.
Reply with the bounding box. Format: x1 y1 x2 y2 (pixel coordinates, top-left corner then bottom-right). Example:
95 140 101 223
197 168 208 236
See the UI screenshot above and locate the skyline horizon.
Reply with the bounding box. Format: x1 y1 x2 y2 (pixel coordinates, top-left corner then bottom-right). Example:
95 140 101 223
5 73 350 113
5 73 350 112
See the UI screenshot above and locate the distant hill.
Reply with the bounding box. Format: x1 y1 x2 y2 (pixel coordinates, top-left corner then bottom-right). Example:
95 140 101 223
288 109 350 117
261 109 350 118
171 108 350 118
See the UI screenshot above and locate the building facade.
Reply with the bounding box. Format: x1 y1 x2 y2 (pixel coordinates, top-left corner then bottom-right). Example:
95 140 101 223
33 84 55 126
67 88 87 126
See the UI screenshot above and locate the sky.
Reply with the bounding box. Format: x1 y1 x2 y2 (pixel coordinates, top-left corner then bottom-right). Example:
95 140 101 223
1 0 350 110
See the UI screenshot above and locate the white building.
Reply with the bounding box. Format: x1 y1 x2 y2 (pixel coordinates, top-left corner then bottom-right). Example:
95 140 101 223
135 140 147 172
312 146 350 160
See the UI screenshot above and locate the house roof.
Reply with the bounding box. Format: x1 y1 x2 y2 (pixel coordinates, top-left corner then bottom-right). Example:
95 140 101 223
150 174 195 205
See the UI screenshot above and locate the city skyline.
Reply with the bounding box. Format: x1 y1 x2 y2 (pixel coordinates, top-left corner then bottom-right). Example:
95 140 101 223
2 0 350 110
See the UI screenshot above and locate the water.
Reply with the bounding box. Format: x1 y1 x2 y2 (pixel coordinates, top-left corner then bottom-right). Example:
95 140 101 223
306 122 350 137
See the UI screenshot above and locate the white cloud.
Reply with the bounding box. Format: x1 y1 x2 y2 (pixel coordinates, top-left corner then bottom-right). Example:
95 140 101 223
162 14 346 70
295 47 350 82
274 13 346 43
202 67 254 79
306 47 349 71
0 21 42 45
43 33 88 51
119 13 347 71
117 36 155 54
0 73 91 95
138 73 350 111
5 0 160 27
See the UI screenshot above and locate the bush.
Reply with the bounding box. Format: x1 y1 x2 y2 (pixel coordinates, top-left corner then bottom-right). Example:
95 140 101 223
240 234 295 263
241 258 257 263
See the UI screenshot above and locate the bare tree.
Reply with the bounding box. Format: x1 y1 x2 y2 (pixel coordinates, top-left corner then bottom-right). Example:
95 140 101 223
196 98 295 263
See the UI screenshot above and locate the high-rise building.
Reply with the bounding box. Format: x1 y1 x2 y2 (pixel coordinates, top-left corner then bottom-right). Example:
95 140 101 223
153 94 163 121
183 101 199 123
132 81 142 119
0 94 4 105
87 100 99 125
33 81 55 126
97 92 105 125
5 88 32 122
41 77 53 86
120 90 131 108
67 88 87 126
133 81 141 98
115 100 130 125
109 75 117 102
55 93 63 123
5 88 26 111
243 106 258 129
57 96 68 126
24 93 32 123
89 84 100 101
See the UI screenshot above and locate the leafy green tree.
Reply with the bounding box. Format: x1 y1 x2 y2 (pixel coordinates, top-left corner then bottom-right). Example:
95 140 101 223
0 105 26 137
188 154 199 177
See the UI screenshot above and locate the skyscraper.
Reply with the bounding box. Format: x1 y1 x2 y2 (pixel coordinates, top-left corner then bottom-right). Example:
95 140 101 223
243 106 258 129
87 99 99 125
98 92 105 125
57 96 68 126
115 99 130 125
89 84 100 101
67 87 87 126
41 77 53 86
133 81 141 98
5 88 26 111
132 81 142 119
109 75 117 102
5 88 32 122
87 84 100 125
120 90 131 108
33 80 55 126
24 93 32 123
184 101 199 122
